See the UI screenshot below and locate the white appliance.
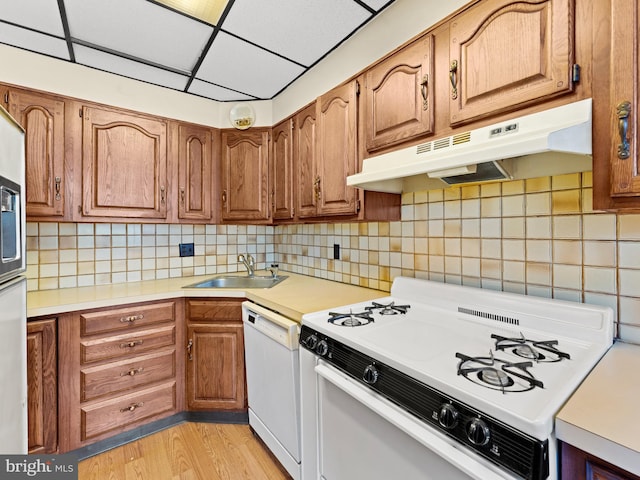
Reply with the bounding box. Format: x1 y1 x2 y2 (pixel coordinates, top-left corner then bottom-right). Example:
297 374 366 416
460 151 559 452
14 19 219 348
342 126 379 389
242 301 301 479
0 105 27 454
347 99 592 193
299 277 613 480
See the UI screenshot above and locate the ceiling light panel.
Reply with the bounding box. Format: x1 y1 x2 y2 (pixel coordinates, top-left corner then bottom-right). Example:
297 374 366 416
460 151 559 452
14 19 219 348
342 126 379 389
74 44 190 90
0 24 70 60
0 0 64 36
222 0 371 67
64 0 213 72
153 0 228 25
196 32 305 99
188 79 255 102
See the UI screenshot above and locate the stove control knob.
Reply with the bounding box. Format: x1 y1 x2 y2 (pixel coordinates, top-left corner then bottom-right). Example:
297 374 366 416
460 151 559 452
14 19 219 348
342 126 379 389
304 334 319 350
315 340 329 356
438 403 459 430
467 418 491 446
363 364 379 385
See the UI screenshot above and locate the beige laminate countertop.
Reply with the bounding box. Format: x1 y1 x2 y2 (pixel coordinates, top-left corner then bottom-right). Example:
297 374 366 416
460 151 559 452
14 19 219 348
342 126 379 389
555 341 640 476
27 272 387 322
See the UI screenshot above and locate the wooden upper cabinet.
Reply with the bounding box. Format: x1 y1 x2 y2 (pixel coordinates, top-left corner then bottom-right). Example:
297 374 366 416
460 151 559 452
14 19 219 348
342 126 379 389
81 106 168 219
177 123 214 222
449 0 574 125
364 33 435 152
294 103 318 219
8 90 65 218
592 0 640 210
220 128 270 222
271 118 294 221
316 80 359 216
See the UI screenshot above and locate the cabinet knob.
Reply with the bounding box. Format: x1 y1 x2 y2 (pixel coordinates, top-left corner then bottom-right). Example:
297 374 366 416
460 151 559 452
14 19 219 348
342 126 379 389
120 314 144 324
120 367 144 377
120 339 143 349
160 185 166 204
180 188 185 204
54 176 61 201
120 402 144 413
421 74 429 111
222 190 227 204
187 339 193 361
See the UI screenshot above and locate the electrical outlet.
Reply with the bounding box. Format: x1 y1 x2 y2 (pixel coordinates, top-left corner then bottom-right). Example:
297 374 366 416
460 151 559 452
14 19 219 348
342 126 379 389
179 243 194 257
333 244 340 260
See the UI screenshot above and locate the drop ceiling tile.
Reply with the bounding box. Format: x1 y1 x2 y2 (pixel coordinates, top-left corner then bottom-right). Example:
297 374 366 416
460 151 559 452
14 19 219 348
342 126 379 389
196 32 305 99
64 0 213 72
360 0 394 11
0 24 69 60
222 0 371 66
74 45 189 90
0 0 64 36
188 80 255 102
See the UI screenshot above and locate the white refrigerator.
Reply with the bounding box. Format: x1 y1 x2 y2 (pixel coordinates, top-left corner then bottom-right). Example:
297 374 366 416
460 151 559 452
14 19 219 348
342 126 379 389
0 104 27 454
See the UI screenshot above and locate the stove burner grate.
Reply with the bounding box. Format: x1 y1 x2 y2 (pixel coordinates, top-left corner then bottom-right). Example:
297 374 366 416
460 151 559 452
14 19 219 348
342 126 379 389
364 301 411 316
328 310 374 327
456 351 544 393
492 333 570 363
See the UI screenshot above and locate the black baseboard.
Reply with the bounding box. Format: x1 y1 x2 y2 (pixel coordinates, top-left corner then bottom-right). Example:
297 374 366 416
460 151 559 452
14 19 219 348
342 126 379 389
70 411 249 461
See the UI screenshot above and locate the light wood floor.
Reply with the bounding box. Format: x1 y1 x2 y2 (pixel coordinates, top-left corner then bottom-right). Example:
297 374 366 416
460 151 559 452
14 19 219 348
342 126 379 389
78 423 292 480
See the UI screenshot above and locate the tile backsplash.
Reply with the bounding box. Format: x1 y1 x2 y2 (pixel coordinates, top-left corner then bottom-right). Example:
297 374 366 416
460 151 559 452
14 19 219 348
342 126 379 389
26 173 640 343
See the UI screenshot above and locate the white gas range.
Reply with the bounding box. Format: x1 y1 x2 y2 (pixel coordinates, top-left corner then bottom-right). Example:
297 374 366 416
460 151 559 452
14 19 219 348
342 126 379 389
299 277 613 480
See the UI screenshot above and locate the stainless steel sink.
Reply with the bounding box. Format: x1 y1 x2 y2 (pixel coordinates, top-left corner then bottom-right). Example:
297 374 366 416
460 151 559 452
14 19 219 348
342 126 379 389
183 275 288 289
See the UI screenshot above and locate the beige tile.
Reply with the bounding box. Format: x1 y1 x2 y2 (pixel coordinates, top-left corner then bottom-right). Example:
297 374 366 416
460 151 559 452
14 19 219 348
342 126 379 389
553 240 582 265
460 184 479 199
480 259 502 279
461 238 480 257
583 214 617 240
444 256 461 275
583 241 616 267
526 239 551 263
39 250 59 264
502 217 525 238
619 241 640 268
552 190 581 214
480 197 501 217
444 238 461 256
502 239 525 261
39 264 59 278
481 239 501 259
39 278 58 290
582 188 594 214
552 173 581 190
502 195 525 216
526 262 551 286
619 269 640 297
38 223 58 236
26 223 38 236
480 182 501 198
525 192 551 215
553 215 582 239
481 218 501 238
503 261 525 283
526 216 552 239
444 188 461 201
428 237 444 256
461 198 480 218
444 219 461 237
584 267 617 294
461 218 480 237
618 214 640 240
39 236 58 250
462 257 480 277
553 264 582 289
619 296 640 326
502 180 525 196
77 223 94 235
526 177 551 193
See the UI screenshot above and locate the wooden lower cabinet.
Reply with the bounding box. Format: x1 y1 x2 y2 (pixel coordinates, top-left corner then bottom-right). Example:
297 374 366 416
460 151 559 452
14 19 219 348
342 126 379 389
185 299 246 411
27 318 58 454
57 300 184 452
560 442 640 480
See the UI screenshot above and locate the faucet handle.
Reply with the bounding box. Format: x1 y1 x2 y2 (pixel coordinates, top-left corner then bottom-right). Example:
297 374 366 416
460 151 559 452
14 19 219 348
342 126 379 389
248 254 255 265
268 264 279 278
237 254 245 262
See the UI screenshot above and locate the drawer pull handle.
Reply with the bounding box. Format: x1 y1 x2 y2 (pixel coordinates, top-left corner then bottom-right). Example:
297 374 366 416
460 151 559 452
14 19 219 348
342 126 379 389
120 367 144 377
120 314 144 324
120 340 144 349
120 402 144 413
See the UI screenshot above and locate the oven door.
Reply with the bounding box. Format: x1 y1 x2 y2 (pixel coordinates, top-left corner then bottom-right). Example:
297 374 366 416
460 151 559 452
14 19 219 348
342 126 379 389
313 359 516 480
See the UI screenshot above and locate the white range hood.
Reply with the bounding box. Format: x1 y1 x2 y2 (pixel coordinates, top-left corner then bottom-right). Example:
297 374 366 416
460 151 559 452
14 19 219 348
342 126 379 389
347 98 593 193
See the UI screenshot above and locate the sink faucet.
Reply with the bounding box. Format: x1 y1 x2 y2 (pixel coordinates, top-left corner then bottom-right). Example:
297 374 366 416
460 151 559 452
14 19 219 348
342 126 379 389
267 264 279 279
238 254 255 277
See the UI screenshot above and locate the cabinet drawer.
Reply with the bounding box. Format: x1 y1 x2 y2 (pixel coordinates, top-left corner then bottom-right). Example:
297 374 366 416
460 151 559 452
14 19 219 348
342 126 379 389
187 299 242 322
80 301 175 336
81 349 175 402
81 382 176 440
81 325 175 364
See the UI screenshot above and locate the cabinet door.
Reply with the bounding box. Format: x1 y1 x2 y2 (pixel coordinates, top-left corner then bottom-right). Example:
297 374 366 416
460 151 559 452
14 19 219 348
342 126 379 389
295 103 318 218
364 33 434 152
271 118 294 220
177 123 213 221
8 90 65 218
220 128 270 221
27 319 57 454
593 0 640 206
186 323 246 411
81 106 168 219
316 81 359 216
449 0 574 125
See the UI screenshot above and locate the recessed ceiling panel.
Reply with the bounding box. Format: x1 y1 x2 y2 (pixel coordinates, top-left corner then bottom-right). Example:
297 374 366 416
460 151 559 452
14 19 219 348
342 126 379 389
188 80 255 102
64 0 213 72
153 0 228 25
74 45 189 90
222 0 371 66
0 0 64 36
361 0 395 11
0 24 69 60
196 32 305 99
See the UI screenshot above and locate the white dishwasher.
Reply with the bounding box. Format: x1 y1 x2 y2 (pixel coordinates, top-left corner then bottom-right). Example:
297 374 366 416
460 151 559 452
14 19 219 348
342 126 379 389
242 301 301 480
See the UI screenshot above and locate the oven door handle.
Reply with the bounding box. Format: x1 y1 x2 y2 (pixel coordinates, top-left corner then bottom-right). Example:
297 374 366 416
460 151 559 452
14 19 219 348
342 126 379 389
315 363 512 480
